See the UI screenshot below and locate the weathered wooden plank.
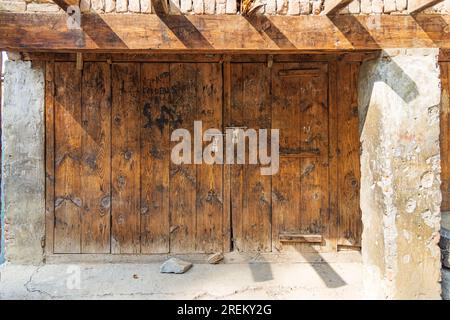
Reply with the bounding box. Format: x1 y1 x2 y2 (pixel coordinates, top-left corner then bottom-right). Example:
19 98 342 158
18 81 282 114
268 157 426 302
337 61 361 247
45 61 55 255
169 63 198 253
140 63 170 253
272 62 301 252
230 63 271 252
322 0 353 15
24 52 379 64
278 68 322 77
151 0 169 13
1 13 449 51
298 63 329 248
230 63 244 252
272 62 331 252
195 63 224 253
279 233 323 243
408 0 445 14
272 158 301 251
80 62 111 253
53 62 82 253
111 63 141 254
222 58 232 253
327 59 339 251
441 62 450 211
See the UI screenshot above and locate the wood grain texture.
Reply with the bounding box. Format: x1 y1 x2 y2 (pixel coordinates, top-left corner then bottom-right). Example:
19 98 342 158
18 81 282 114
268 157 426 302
140 63 171 254
222 59 232 252
46 57 363 254
111 63 141 254
80 62 111 253
169 62 198 253
53 62 83 253
1 13 449 51
336 61 361 247
327 59 339 251
279 233 323 243
45 61 55 255
195 63 224 253
230 63 271 252
24 52 378 63
272 62 331 252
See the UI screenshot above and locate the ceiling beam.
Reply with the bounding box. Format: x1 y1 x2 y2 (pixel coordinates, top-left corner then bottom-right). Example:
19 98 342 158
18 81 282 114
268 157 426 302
322 0 354 15
151 0 169 14
0 13 449 51
408 0 445 14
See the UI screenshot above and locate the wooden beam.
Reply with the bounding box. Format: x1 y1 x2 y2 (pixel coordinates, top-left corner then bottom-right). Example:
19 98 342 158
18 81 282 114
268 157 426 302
0 13 449 51
151 0 169 14
440 49 450 61
322 0 354 15
408 0 445 14
279 234 323 243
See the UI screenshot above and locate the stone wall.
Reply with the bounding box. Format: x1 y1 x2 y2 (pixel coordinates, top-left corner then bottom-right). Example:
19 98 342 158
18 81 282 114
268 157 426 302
2 59 45 264
359 48 442 299
0 0 449 14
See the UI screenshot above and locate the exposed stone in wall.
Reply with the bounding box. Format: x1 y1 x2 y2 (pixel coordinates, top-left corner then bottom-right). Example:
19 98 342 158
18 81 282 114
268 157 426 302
359 48 442 299
2 59 45 265
1 0 449 14
0 0 26 11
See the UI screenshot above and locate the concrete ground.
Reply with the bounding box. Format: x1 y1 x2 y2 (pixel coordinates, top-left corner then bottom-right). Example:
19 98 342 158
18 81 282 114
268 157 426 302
0 252 364 299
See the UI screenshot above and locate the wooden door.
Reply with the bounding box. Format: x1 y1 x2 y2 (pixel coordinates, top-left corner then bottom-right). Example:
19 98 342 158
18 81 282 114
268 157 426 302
441 62 450 212
229 62 334 252
50 62 224 254
47 56 361 255
228 63 272 252
271 62 332 252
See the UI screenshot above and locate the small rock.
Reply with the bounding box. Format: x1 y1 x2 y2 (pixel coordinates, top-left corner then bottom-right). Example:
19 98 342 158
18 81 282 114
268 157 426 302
207 252 224 264
160 258 193 274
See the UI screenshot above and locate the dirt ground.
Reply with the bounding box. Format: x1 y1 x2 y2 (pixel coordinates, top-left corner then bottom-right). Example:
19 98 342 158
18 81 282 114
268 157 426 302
0 252 364 299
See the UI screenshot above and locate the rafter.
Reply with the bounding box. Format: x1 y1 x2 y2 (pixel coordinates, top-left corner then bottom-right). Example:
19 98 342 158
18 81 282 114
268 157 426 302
151 0 169 14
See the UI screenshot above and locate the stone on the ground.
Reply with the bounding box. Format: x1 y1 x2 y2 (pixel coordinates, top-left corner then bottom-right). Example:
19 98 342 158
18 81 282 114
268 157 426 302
207 252 224 264
160 258 193 274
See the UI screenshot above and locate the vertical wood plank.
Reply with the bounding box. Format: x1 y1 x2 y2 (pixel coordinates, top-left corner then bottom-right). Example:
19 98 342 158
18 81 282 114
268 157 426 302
337 61 362 247
140 63 170 253
271 62 330 252
80 62 111 253
440 62 450 211
327 59 339 251
271 62 303 252
111 63 141 254
230 63 244 251
222 58 232 252
272 62 301 249
54 62 82 253
196 63 224 253
272 158 301 251
45 61 55 255
298 64 329 243
230 63 271 252
169 62 198 253
242 63 271 252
